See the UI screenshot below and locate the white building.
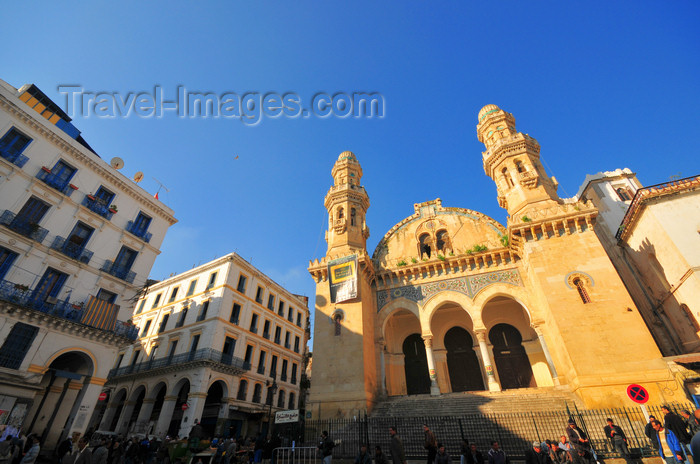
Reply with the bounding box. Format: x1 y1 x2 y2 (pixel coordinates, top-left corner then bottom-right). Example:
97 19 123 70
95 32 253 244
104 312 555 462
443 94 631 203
99 253 309 440
0 80 177 450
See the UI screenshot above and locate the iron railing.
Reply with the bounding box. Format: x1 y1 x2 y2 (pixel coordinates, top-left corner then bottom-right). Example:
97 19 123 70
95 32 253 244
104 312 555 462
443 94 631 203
101 260 136 283
0 148 29 168
82 195 114 220
0 210 49 243
50 236 94 264
125 220 152 242
298 403 694 460
36 168 76 197
0 279 137 340
107 348 250 379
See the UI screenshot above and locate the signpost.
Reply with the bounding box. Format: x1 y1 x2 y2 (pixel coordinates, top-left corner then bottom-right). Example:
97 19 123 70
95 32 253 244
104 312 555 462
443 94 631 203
627 384 650 418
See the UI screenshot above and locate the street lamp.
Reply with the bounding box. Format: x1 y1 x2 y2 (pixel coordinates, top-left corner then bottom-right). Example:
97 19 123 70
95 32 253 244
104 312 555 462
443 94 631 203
265 377 278 439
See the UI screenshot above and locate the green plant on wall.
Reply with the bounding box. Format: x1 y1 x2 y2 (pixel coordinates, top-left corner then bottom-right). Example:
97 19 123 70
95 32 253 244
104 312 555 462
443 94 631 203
397 259 407 266
499 234 509 247
522 215 531 222
411 257 418 263
437 254 446 261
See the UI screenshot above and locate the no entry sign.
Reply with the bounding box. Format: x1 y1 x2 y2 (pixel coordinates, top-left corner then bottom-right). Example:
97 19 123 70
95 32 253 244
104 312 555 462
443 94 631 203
627 384 649 404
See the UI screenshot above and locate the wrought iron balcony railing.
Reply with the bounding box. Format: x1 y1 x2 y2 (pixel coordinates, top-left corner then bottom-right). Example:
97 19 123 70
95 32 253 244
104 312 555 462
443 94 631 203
50 237 93 264
0 280 137 340
0 210 48 243
125 220 152 243
101 260 136 283
36 168 76 197
81 195 114 220
107 348 250 379
0 148 29 168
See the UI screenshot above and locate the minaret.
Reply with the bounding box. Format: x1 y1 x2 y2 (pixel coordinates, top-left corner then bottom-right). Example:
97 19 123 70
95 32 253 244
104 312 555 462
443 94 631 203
476 105 560 218
324 151 370 256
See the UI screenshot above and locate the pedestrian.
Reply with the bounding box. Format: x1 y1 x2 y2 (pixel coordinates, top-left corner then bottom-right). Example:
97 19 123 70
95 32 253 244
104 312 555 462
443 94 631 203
459 440 469 464
487 441 509 464
73 437 92 464
355 444 371 464
93 439 109 464
424 425 438 464
57 437 73 464
565 420 591 463
465 444 483 464
317 431 333 464
646 416 659 450
662 406 693 457
435 443 451 464
524 442 549 464
0 437 13 464
19 436 39 464
557 436 572 463
603 418 630 463
375 446 388 464
680 411 699 437
652 420 688 464
389 427 406 464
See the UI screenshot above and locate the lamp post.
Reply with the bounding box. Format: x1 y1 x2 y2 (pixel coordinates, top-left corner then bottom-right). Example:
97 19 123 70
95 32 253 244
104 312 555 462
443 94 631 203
265 377 278 439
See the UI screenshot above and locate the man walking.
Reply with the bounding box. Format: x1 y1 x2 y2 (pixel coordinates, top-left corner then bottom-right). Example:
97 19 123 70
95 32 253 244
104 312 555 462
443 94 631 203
317 431 334 464
389 427 406 464
652 420 688 464
604 418 630 463
662 405 693 457
424 425 437 464
487 441 509 464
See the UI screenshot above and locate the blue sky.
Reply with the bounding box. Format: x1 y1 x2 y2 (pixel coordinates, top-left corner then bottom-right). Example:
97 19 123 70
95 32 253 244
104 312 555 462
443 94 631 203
2 2 699 347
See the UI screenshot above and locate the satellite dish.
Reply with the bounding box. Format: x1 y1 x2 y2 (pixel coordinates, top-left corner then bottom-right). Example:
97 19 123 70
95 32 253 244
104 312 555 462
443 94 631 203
110 157 124 169
133 171 144 183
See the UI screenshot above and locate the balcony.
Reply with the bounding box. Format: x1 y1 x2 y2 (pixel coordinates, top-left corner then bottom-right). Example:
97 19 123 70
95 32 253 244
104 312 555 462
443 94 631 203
50 237 93 264
82 195 114 220
107 348 250 379
0 281 137 340
125 220 152 243
36 168 76 197
0 148 29 168
101 260 136 283
0 210 48 243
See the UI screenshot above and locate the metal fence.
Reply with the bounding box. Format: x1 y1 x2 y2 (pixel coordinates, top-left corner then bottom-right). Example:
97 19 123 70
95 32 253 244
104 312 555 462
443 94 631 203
296 403 694 460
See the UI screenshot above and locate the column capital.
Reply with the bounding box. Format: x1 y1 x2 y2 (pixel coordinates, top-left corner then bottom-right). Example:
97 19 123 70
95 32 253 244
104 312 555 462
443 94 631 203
475 330 487 342
164 395 178 401
421 334 433 347
376 338 386 349
188 392 208 399
142 398 155 404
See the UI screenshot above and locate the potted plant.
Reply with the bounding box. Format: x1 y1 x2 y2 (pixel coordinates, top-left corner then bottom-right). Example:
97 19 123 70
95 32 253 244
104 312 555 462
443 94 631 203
109 204 118 214
13 283 29 292
87 193 96 201
41 166 51 173
69 184 79 190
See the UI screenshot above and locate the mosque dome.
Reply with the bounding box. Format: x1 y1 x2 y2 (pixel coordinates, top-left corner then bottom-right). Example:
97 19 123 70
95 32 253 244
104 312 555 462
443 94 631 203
337 151 357 162
478 104 500 121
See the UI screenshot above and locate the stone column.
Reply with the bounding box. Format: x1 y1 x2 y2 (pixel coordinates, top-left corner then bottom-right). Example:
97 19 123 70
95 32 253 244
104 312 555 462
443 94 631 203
532 324 560 385
114 401 137 436
421 335 441 396
67 380 105 439
154 395 178 438
135 398 156 434
475 330 501 392
43 380 83 449
378 338 387 397
99 400 121 431
178 391 207 438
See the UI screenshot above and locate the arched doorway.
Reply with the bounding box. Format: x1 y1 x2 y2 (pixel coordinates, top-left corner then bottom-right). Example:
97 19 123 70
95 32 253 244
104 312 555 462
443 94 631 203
148 383 167 431
108 389 127 431
489 323 535 389
124 387 146 435
444 327 484 392
168 380 190 437
403 334 430 395
201 381 225 437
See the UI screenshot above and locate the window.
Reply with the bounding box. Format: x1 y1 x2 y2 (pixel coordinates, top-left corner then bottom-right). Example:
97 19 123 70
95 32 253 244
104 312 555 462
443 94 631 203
266 385 274 405
573 278 591 304
135 299 146 314
94 186 115 207
141 320 152 337
237 274 247 293
158 314 170 333
0 247 19 280
288 307 294 322
296 313 302 327
150 344 159 360
267 294 275 310
168 287 179 303
436 229 451 253
190 334 201 353
291 363 298 384
42 160 77 193
0 323 39 369
250 314 258 333
244 345 254 365
419 233 432 259
252 383 262 403
255 286 264 304
237 379 248 401
34 267 68 303
230 303 241 324
197 300 210 321
274 326 281 344
515 160 525 173
113 246 138 275
338 207 344 219
207 272 217 290
186 280 197 296
294 336 300 353
502 167 514 188
288 392 295 410
167 340 178 360
222 336 236 363
257 351 266 374
281 359 288 381
284 331 291 349
263 320 271 339
114 353 124 368
130 350 141 366
681 304 700 331
62 222 94 260
152 293 162 309
176 307 188 327
334 314 341 336
277 390 286 408
615 186 633 201
270 355 278 379
96 289 117 304
129 212 152 239
351 207 356 226
278 301 285 316
0 128 31 162
11 197 50 240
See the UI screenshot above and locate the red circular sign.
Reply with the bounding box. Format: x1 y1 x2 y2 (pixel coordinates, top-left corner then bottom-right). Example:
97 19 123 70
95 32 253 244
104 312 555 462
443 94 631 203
627 384 649 404
98 393 107 401
181 403 189 411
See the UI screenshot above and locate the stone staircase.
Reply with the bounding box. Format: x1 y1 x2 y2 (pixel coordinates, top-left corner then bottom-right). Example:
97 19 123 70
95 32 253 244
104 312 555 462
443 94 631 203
370 386 584 417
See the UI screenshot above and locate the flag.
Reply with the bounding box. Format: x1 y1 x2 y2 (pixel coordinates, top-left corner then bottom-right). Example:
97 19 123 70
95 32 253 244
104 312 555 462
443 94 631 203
154 192 159 200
